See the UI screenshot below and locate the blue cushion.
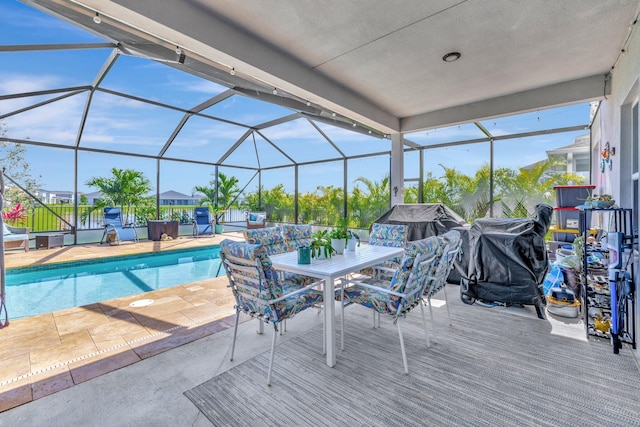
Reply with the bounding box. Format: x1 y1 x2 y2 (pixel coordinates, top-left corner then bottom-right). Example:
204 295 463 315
249 213 257 221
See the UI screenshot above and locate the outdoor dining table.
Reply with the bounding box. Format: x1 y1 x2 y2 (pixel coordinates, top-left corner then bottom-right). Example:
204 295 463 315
269 244 404 367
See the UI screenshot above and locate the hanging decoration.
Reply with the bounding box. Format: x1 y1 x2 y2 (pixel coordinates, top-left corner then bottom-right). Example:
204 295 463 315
600 141 613 173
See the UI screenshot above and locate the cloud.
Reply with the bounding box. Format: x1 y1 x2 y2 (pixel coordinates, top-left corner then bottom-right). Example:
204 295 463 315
0 73 60 95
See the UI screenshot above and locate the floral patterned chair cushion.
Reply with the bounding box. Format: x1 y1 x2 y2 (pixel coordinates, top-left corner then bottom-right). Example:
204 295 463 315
361 223 409 276
281 224 313 252
338 236 441 373
427 230 462 297
220 238 324 385
243 225 316 286
242 225 289 255
342 236 440 315
220 239 323 323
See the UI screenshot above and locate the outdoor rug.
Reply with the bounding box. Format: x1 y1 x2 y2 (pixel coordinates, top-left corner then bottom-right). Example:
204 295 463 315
185 297 640 427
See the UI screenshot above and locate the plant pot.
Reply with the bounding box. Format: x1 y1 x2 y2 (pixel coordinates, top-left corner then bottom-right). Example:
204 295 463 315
331 238 345 255
347 238 357 251
297 246 311 264
592 200 615 209
215 224 224 234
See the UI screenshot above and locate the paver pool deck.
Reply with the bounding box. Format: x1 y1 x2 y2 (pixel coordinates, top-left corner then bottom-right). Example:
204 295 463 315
0 232 246 412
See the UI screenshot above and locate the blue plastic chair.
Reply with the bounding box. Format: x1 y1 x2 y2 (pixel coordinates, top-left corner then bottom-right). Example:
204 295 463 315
101 207 138 244
192 207 214 237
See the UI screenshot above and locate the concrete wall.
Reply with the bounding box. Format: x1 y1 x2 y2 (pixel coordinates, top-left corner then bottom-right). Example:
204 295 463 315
599 18 640 359
599 18 640 205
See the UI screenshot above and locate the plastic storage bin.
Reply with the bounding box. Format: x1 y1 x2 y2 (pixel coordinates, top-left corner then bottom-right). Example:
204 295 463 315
555 207 580 229
554 185 595 208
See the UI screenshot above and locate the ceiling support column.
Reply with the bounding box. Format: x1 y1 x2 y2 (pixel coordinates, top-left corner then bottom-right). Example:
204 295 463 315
390 133 404 207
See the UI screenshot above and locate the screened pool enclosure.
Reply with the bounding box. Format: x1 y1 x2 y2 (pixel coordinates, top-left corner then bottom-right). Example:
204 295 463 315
0 2 594 244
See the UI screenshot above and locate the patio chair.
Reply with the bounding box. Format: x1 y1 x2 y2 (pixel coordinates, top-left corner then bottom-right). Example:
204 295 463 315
246 211 267 229
281 224 313 252
339 236 441 373
360 222 408 278
3 223 30 252
243 225 316 287
421 230 462 346
100 207 138 244
220 239 324 385
193 207 215 237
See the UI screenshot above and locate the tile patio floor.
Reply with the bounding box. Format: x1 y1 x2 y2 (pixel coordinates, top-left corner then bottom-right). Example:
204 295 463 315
0 231 246 412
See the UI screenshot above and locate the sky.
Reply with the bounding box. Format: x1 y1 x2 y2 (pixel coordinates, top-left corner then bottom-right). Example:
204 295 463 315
0 1 592 197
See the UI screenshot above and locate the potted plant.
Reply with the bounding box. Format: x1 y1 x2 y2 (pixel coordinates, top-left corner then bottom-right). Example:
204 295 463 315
310 229 335 259
329 226 348 254
586 194 615 209
214 207 226 233
346 230 360 251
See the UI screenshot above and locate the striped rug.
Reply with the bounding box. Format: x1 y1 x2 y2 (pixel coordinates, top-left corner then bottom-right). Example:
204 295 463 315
185 295 640 427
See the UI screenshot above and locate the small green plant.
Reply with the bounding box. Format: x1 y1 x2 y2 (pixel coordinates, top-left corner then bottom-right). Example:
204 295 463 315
346 230 361 247
330 216 358 245
329 226 348 240
310 229 335 258
586 194 613 202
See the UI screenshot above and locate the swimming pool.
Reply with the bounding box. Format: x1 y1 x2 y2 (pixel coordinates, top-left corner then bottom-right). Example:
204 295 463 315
6 246 223 319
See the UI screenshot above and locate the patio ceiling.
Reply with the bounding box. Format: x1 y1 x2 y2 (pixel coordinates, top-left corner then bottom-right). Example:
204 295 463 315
26 0 640 136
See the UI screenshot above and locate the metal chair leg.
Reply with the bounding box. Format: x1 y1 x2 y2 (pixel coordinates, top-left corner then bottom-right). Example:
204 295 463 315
267 324 278 386
428 296 437 338
340 287 345 351
419 300 431 348
229 311 240 361
443 285 452 326
396 317 409 374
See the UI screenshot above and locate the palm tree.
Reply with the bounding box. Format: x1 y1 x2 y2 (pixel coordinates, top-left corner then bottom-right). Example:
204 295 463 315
315 185 343 225
431 165 491 221
194 185 216 208
353 175 390 225
494 158 585 217
194 172 240 222
217 172 240 209
83 167 153 224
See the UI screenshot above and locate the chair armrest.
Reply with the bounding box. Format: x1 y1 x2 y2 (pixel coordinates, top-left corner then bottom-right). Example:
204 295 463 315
269 278 324 304
342 278 405 298
6 225 29 234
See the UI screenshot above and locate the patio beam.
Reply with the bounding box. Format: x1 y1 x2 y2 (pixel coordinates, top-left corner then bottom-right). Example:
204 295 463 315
401 74 609 133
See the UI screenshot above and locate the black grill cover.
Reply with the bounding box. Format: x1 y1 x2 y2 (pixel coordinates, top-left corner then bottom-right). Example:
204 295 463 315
371 203 467 240
461 204 553 308
372 203 470 283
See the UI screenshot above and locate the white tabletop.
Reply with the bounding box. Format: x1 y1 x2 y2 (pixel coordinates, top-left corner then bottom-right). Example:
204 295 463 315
269 244 404 279
269 244 404 368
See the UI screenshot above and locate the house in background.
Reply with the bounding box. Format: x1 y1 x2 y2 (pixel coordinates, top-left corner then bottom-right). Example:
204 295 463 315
82 190 201 206
159 190 202 206
546 133 590 181
36 189 75 204
83 191 104 205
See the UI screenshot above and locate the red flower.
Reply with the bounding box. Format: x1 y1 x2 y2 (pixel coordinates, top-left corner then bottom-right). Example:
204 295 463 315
2 203 27 224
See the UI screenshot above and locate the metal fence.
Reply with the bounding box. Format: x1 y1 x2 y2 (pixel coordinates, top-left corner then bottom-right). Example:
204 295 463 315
18 206 249 233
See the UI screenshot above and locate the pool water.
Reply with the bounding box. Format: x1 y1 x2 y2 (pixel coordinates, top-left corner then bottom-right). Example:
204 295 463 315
6 246 223 319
